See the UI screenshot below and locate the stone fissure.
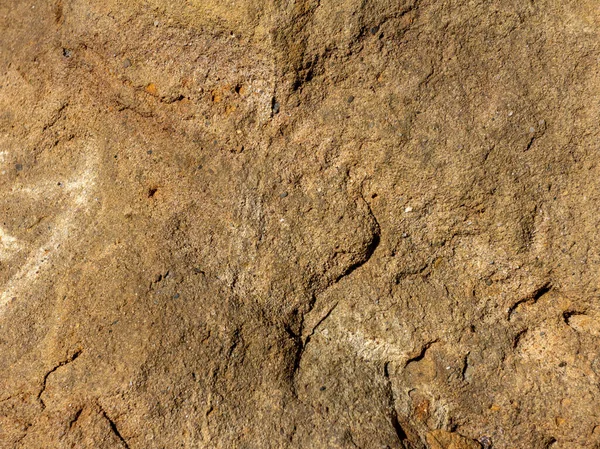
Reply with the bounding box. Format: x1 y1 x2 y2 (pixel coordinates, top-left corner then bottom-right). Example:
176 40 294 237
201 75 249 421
289 195 382 398
507 282 552 320
99 404 130 449
37 350 82 409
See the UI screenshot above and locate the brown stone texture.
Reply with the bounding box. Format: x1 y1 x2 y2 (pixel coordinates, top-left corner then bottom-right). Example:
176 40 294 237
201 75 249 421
1 0 600 448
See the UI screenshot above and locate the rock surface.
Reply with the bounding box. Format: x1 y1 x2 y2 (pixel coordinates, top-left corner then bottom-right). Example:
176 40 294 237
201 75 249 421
1 1 600 448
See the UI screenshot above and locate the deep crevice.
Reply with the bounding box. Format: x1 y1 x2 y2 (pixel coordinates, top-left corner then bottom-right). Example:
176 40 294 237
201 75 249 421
404 340 437 367
334 233 380 282
287 326 304 397
99 405 130 449
68 408 83 429
524 136 535 151
507 282 552 319
562 310 586 326
383 362 408 443
532 283 552 301
513 328 528 349
461 352 470 381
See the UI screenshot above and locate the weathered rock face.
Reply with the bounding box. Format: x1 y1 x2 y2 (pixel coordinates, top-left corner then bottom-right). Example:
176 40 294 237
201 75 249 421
1 1 600 448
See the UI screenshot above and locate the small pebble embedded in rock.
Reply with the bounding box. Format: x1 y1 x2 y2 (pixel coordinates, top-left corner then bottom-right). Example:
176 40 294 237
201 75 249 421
145 83 158 96
280 192 288 198
479 436 493 449
347 95 355 103
15 163 23 171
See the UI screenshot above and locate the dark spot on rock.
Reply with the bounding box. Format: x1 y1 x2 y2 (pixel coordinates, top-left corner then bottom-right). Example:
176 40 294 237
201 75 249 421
173 293 180 299
62 48 72 58
559 361 567 367
279 192 288 198
15 163 23 171
479 436 493 449
370 25 380 35
148 187 158 198
122 58 131 68
485 278 493 286
272 98 280 114
147 150 153 155
320 386 326 391
347 95 355 103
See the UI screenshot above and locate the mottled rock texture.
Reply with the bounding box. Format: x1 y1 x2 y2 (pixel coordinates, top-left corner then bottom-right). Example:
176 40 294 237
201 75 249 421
1 1 600 448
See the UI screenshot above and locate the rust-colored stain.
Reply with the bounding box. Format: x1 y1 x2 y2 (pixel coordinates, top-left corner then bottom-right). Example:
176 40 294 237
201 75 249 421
414 398 430 423
145 83 158 96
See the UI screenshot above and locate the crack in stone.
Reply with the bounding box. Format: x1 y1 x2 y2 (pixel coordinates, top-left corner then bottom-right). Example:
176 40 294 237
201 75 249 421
303 302 338 346
290 193 382 395
404 340 438 368
37 349 82 409
99 404 130 449
507 282 552 320
384 361 409 446
68 407 83 429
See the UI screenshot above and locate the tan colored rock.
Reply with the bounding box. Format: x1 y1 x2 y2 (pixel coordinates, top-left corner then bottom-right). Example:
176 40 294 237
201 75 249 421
426 430 481 449
2 0 600 448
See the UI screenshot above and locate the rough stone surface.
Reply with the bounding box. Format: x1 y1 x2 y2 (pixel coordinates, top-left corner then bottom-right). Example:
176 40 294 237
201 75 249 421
1 1 600 448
